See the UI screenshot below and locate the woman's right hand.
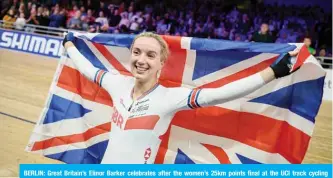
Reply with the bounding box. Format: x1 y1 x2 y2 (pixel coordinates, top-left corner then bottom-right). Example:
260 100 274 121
62 32 75 47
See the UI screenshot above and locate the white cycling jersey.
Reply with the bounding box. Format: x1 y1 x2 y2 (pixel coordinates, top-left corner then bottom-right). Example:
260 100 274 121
66 46 267 164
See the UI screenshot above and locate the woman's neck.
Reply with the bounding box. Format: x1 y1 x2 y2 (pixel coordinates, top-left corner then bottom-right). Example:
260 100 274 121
132 78 158 100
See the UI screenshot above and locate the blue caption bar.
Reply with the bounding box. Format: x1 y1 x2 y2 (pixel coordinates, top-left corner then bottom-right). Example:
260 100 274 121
20 164 332 178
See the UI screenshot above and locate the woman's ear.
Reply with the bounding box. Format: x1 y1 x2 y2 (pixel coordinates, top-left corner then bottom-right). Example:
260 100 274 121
160 59 166 67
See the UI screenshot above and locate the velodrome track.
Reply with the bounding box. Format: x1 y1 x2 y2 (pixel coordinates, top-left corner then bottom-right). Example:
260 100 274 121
0 49 331 176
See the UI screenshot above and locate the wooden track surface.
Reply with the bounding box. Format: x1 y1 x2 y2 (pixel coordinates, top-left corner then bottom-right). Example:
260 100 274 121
0 49 332 176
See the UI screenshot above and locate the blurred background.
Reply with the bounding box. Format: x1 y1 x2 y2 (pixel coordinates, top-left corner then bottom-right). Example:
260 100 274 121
0 0 332 59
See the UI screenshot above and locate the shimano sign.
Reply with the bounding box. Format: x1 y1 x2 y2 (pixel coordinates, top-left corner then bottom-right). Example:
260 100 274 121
0 29 63 58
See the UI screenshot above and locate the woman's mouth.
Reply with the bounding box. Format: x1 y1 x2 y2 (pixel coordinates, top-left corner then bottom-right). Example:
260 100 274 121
135 66 149 73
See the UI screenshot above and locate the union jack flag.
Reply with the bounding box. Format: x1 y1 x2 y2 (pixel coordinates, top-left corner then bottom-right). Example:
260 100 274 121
26 32 326 164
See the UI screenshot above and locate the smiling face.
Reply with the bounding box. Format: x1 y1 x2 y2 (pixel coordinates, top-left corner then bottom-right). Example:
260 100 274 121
130 37 165 83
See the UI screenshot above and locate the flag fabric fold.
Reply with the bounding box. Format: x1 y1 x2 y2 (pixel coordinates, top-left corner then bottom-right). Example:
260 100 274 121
26 32 326 164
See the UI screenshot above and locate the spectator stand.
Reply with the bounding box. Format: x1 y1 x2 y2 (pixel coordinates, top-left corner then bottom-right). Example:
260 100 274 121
0 19 331 70
0 19 67 36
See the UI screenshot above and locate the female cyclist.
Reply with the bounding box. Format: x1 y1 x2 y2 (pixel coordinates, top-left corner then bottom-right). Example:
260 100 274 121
62 32 299 164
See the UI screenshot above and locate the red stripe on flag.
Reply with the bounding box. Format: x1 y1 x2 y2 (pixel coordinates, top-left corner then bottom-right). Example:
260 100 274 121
202 144 231 164
31 122 111 151
292 45 310 71
57 65 113 106
124 115 160 130
92 43 133 77
155 34 188 161
154 126 172 164
159 36 187 87
199 56 277 88
171 107 310 163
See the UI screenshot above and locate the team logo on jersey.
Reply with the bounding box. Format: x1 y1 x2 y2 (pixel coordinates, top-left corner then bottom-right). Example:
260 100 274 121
135 98 150 106
144 147 151 164
130 99 150 117
132 105 149 113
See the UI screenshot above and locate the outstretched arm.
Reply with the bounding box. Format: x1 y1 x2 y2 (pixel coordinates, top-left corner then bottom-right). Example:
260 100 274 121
196 69 269 107
64 41 101 83
62 33 127 97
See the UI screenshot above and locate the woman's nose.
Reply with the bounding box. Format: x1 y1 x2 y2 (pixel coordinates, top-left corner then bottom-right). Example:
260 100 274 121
137 54 146 63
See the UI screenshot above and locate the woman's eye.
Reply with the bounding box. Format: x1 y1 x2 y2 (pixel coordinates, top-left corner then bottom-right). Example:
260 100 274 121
147 53 155 58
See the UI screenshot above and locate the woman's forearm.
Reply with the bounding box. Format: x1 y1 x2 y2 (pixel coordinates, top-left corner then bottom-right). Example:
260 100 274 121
197 72 266 106
64 41 99 82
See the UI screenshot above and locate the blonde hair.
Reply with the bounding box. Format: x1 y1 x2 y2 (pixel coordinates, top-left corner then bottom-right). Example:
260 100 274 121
130 32 170 62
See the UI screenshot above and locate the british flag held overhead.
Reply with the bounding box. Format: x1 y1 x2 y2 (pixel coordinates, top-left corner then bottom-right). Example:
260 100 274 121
26 32 326 164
